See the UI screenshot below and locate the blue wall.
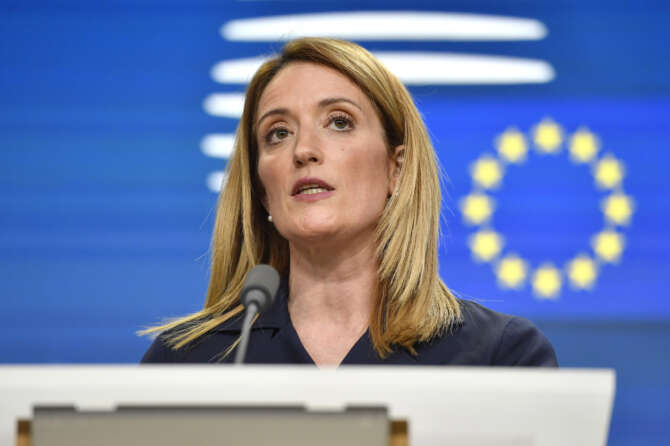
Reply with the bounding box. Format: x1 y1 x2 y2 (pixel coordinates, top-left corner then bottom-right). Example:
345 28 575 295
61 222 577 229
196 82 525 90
1 1 669 444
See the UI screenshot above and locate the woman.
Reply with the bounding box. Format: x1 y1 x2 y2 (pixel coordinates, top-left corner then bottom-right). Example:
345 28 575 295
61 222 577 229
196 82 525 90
142 38 557 367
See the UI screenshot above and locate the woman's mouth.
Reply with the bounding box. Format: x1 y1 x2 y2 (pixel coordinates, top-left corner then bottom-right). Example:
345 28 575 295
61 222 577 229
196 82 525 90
291 177 334 196
291 177 335 201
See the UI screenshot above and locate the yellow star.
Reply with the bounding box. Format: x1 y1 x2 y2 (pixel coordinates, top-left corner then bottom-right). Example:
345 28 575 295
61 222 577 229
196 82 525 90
460 193 495 225
532 118 563 154
601 193 635 226
470 156 504 190
594 154 625 189
591 230 625 263
566 254 598 290
569 127 600 163
532 263 562 299
495 254 528 289
468 229 504 262
496 127 528 163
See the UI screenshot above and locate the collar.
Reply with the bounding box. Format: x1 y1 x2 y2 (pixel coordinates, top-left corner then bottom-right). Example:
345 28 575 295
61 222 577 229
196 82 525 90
212 280 290 332
209 279 423 363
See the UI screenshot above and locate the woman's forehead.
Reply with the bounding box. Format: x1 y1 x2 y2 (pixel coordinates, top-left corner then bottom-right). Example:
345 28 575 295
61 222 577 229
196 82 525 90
256 62 370 116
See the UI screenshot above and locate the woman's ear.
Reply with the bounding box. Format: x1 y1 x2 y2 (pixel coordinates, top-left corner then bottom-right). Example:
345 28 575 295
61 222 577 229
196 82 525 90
388 145 405 196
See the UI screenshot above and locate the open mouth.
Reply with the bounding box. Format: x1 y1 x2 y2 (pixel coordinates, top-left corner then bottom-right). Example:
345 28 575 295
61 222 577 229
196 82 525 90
295 185 330 195
292 178 334 196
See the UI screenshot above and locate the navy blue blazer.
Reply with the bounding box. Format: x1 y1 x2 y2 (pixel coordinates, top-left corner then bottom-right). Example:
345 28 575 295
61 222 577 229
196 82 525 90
142 285 557 366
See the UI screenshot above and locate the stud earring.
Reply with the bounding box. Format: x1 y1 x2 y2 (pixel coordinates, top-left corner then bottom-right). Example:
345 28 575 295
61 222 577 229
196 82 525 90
268 214 273 222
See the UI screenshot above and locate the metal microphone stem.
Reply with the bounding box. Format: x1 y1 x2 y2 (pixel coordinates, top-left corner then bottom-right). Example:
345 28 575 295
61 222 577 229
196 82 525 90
234 300 260 365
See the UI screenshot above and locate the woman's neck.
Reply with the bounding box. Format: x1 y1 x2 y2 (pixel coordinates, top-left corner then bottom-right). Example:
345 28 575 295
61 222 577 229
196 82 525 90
288 238 377 324
286 236 378 365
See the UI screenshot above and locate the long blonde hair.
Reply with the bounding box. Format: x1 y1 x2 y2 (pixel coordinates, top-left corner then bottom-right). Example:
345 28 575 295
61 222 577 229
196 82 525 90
143 37 461 357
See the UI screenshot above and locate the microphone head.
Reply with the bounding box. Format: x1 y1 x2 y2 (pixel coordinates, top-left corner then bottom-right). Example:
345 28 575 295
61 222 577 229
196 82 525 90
240 264 280 313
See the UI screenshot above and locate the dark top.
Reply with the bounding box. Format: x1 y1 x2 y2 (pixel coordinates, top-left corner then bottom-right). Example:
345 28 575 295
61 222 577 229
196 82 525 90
142 284 557 366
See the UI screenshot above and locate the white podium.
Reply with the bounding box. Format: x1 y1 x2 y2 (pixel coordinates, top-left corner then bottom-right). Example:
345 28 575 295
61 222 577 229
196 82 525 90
0 366 615 446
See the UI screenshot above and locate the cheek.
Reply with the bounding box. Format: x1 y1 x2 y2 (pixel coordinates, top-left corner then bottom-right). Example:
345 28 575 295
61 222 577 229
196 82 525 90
257 158 277 207
347 145 391 202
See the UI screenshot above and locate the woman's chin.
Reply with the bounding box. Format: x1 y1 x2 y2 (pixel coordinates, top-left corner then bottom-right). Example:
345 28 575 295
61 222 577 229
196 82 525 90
281 220 343 245
291 225 339 243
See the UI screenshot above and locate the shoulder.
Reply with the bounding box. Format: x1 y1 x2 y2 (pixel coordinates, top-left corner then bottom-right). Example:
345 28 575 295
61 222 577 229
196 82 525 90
459 300 557 366
140 315 243 364
414 300 558 366
140 286 286 364
141 332 185 363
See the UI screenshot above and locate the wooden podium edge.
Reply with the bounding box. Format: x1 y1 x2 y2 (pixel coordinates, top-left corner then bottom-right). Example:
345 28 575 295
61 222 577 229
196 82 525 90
17 419 31 446
390 419 408 446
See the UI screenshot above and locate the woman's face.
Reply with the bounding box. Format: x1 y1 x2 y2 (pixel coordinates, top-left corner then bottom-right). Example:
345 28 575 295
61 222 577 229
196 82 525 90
255 62 401 248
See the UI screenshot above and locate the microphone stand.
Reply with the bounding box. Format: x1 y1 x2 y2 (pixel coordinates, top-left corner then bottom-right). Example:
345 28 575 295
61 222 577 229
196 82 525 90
234 299 261 365
233 264 280 365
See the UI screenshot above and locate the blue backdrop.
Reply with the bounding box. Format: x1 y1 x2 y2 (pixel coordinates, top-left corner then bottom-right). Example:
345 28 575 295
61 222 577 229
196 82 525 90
1 1 669 445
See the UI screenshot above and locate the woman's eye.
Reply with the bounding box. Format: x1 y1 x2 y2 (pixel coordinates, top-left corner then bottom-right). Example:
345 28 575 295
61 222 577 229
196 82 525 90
265 127 290 144
329 115 353 131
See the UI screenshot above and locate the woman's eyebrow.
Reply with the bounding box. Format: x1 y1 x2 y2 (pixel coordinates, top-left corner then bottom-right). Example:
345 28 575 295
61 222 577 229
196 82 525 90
318 97 362 111
256 107 288 129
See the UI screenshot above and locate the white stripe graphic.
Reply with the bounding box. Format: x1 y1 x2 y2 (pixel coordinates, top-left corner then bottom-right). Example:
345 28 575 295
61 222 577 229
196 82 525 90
376 52 554 84
211 56 268 84
222 12 547 41
211 53 554 86
203 93 245 118
201 134 235 158
207 171 228 193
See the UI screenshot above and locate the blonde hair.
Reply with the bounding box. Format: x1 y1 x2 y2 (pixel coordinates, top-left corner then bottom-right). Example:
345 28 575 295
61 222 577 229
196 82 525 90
143 37 461 357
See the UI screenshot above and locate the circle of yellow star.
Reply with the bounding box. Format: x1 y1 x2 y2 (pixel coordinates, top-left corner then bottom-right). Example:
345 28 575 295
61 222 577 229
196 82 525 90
496 128 528 164
470 156 504 190
532 118 563 154
594 154 625 189
569 127 600 163
532 263 562 299
468 229 504 262
591 230 625 263
566 254 598 290
601 193 635 226
495 254 528 289
460 193 495 225
461 119 633 299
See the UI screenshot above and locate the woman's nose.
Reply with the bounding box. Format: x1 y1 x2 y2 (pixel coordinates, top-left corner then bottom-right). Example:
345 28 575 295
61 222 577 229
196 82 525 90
293 127 323 167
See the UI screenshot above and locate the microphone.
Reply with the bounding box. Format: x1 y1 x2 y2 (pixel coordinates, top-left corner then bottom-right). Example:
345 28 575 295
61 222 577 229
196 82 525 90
234 264 280 364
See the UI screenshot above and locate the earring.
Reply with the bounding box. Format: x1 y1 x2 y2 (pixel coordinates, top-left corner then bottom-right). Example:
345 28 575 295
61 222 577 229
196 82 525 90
268 214 273 223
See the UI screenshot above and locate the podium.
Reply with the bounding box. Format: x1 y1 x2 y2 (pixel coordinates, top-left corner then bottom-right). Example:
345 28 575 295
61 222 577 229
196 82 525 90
1 366 615 446
17 406 408 446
